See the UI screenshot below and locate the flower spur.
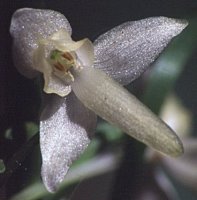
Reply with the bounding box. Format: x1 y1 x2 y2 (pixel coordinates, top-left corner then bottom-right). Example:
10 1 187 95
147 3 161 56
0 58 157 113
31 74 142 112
10 8 187 192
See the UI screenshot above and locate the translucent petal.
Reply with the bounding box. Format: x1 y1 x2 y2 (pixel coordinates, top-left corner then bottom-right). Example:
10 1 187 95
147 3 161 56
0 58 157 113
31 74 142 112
43 73 72 97
94 17 188 85
10 8 72 78
75 38 94 67
50 30 94 64
40 93 97 192
72 66 183 157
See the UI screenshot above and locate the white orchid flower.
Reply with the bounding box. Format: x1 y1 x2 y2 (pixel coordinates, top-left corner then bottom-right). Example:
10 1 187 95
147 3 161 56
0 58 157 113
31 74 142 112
10 8 187 192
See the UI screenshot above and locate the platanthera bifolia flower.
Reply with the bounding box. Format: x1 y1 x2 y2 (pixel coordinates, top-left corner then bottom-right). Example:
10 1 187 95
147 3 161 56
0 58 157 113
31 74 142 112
10 8 187 192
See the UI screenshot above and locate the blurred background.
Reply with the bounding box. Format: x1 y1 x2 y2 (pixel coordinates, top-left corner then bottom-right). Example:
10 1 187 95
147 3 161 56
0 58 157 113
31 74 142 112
1 0 197 199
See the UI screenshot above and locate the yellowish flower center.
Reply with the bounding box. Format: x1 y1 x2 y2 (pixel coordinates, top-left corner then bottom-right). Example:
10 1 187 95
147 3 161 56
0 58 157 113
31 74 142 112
49 49 82 83
33 29 94 96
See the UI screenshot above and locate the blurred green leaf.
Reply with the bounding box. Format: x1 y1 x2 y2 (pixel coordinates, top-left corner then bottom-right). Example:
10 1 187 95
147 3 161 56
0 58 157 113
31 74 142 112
143 18 197 114
73 138 101 166
96 122 123 141
10 182 49 200
0 159 6 173
11 153 120 200
4 128 13 140
24 122 39 139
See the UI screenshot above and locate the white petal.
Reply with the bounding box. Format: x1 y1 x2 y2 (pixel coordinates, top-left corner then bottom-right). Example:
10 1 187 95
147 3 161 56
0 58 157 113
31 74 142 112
10 8 72 78
94 17 188 85
40 93 97 192
72 67 183 157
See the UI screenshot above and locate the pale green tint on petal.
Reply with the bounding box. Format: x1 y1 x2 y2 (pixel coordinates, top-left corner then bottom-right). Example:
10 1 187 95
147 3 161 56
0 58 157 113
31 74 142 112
50 29 94 61
40 93 97 192
10 8 72 78
33 39 72 96
54 35 94 67
94 17 187 85
51 30 94 67
33 29 94 96
72 67 183 157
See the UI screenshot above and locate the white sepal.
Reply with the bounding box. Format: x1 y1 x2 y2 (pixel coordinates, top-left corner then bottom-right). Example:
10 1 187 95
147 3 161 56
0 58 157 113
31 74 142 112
72 66 183 157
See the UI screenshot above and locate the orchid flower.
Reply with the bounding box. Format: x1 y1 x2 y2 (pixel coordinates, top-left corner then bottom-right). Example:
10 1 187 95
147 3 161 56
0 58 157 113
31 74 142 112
10 8 187 192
